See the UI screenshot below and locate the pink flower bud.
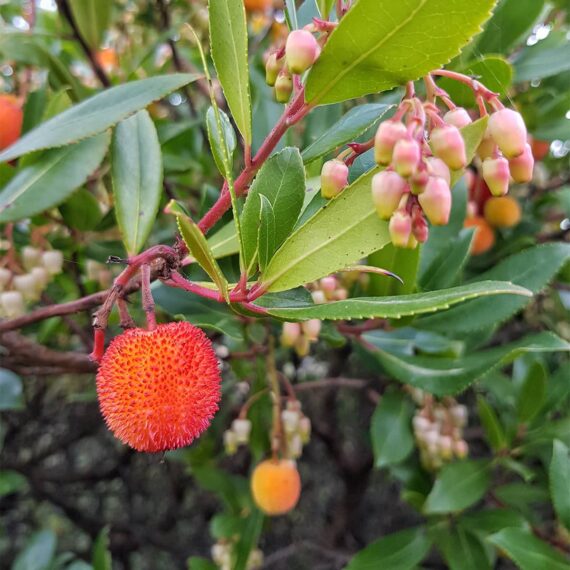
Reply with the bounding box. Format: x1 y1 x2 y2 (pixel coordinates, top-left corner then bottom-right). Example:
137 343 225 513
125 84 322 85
281 409 300 434
476 133 497 160
454 439 469 459
13 274 39 301
488 108 527 158
319 276 337 292
374 120 407 165
321 159 349 199
482 157 510 197
371 171 407 219
265 53 282 87
302 318 321 341
444 107 472 129
410 168 429 195
412 213 429 243
281 322 301 347
393 138 421 178
439 435 454 460
285 30 320 75
311 290 326 304
430 125 467 170
418 177 452 225
30 266 50 292
389 210 412 248
274 71 293 103
42 250 63 275
426 157 451 186
508 143 534 183
334 288 348 300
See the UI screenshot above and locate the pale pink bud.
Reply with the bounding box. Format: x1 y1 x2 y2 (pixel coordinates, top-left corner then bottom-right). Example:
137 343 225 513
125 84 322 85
274 71 292 103
412 214 429 243
223 430 238 455
418 177 452 225
454 439 469 459
231 418 252 444
374 120 407 165
410 168 429 195
413 416 431 433
287 433 303 458
42 250 63 275
334 288 348 300
1 290 25 318
22 246 41 270
444 107 472 129
265 53 282 86
286 399 301 412
371 171 407 219
285 30 320 75
281 322 301 347
482 157 510 196
302 318 321 341
0 267 11 291
393 139 421 177
476 133 497 160
450 405 468 427
319 276 337 292
389 210 412 247
508 143 534 183
13 274 39 301
439 435 454 460
30 266 50 292
430 125 467 170
321 159 349 199
425 157 451 186
311 290 327 304
488 108 527 158
281 409 300 434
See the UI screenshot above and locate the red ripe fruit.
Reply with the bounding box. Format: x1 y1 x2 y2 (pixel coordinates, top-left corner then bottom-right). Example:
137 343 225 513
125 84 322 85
0 95 23 151
96 322 221 452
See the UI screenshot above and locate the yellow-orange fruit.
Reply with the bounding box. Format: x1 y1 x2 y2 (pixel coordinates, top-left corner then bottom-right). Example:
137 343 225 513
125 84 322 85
251 459 301 515
96 48 118 71
464 216 495 255
530 137 550 161
244 0 272 11
96 322 221 452
0 95 23 151
484 196 522 228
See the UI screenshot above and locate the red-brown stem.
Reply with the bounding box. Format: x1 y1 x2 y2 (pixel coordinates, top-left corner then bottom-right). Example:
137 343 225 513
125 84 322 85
141 264 157 331
90 328 106 362
117 297 136 329
431 69 499 101
198 88 311 233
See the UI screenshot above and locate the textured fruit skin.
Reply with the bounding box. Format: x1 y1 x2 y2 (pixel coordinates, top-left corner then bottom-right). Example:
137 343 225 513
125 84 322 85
464 216 495 255
0 95 23 151
251 459 301 515
484 196 521 228
96 322 221 452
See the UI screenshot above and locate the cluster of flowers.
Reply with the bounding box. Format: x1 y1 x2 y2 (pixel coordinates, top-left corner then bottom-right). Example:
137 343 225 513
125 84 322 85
280 319 321 357
212 540 263 570
409 389 468 471
310 274 348 304
0 247 64 318
265 28 320 102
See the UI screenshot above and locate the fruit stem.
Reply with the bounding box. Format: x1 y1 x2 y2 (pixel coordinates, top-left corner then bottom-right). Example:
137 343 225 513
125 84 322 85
141 264 157 331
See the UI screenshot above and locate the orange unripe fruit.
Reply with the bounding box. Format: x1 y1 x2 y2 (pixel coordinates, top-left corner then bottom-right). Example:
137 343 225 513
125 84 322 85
0 95 23 151
96 322 221 452
464 216 495 255
530 137 550 161
251 459 301 515
484 196 522 228
244 0 272 12
95 48 118 71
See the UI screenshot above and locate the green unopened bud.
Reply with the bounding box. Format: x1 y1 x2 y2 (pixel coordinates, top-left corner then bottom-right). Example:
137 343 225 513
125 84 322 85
265 53 282 87
274 71 293 103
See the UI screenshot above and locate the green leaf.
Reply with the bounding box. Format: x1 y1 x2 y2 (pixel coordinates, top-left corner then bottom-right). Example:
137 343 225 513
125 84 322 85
305 0 496 105
257 195 276 273
234 509 264 570
361 331 570 397
92 528 112 570
259 169 390 292
0 133 110 223
13 530 57 570
301 104 392 164
168 202 229 302
460 508 529 535
345 527 432 570
477 396 506 451
371 390 414 468
59 188 104 231
0 74 200 162
316 0 335 19
206 106 237 176
514 42 570 83
68 0 113 50
188 558 217 570
207 222 239 260
111 110 163 255
284 0 299 29
488 528 570 570
257 281 531 321
435 526 491 570
516 361 547 423
550 440 570 532
437 57 513 108
0 369 24 411
368 244 419 296
0 470 27 497
474 0 544 54
420 229 474 291
241 148 305 275
417 243 570 334
424 460 490 514
209 0 252 144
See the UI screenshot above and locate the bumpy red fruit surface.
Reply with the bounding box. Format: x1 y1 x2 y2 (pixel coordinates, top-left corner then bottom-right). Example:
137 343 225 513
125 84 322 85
0 95 23 151
96 322 221 452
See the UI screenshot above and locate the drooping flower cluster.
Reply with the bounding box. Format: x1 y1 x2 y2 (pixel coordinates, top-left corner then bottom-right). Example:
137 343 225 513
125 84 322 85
280 319 321 357
0 247 64 318
212 540 263 570
280 399 311 459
